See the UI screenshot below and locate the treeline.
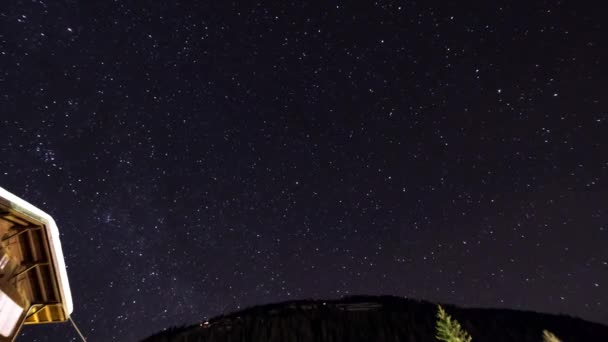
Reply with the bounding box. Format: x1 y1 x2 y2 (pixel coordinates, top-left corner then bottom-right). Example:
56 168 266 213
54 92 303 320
142 295 608 342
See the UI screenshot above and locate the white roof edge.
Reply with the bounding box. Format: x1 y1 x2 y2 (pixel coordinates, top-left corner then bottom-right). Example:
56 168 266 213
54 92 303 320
0 187 73 316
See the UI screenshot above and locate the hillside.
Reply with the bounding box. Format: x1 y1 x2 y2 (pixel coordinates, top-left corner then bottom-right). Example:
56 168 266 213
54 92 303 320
142 295 608 342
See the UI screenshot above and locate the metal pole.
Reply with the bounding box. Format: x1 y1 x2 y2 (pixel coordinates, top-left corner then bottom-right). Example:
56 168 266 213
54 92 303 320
68 316 87 342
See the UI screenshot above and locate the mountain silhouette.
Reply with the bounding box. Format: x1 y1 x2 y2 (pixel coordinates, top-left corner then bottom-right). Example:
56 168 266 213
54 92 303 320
142 295 608 342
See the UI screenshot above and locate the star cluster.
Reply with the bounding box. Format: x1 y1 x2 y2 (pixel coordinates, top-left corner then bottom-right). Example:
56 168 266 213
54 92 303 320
1 1 606 341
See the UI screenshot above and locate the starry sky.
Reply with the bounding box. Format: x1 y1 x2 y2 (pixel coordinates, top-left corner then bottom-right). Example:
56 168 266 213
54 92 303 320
1 1 607 341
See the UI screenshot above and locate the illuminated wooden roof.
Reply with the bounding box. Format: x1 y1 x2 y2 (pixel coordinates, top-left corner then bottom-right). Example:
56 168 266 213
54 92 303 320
0 187 73 330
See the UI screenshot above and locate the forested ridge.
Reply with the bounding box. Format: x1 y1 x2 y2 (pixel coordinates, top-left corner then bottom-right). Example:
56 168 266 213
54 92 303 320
142 295 608 342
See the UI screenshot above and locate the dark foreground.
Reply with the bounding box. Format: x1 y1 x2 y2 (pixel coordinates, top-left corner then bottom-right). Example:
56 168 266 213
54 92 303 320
142 295 608 342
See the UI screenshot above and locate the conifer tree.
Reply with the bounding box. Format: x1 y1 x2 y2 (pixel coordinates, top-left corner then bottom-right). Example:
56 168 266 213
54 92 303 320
542 329 563 342
435 305 473 342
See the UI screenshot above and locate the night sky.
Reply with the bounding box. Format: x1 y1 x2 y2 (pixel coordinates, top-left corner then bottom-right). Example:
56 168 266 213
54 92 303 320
1 1 607 341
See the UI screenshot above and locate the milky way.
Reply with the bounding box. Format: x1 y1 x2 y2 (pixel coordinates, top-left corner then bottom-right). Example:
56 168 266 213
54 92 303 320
1 1 606 341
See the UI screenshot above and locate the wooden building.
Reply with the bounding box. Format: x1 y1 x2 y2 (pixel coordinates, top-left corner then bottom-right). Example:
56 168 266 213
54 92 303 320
0 187 73 341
